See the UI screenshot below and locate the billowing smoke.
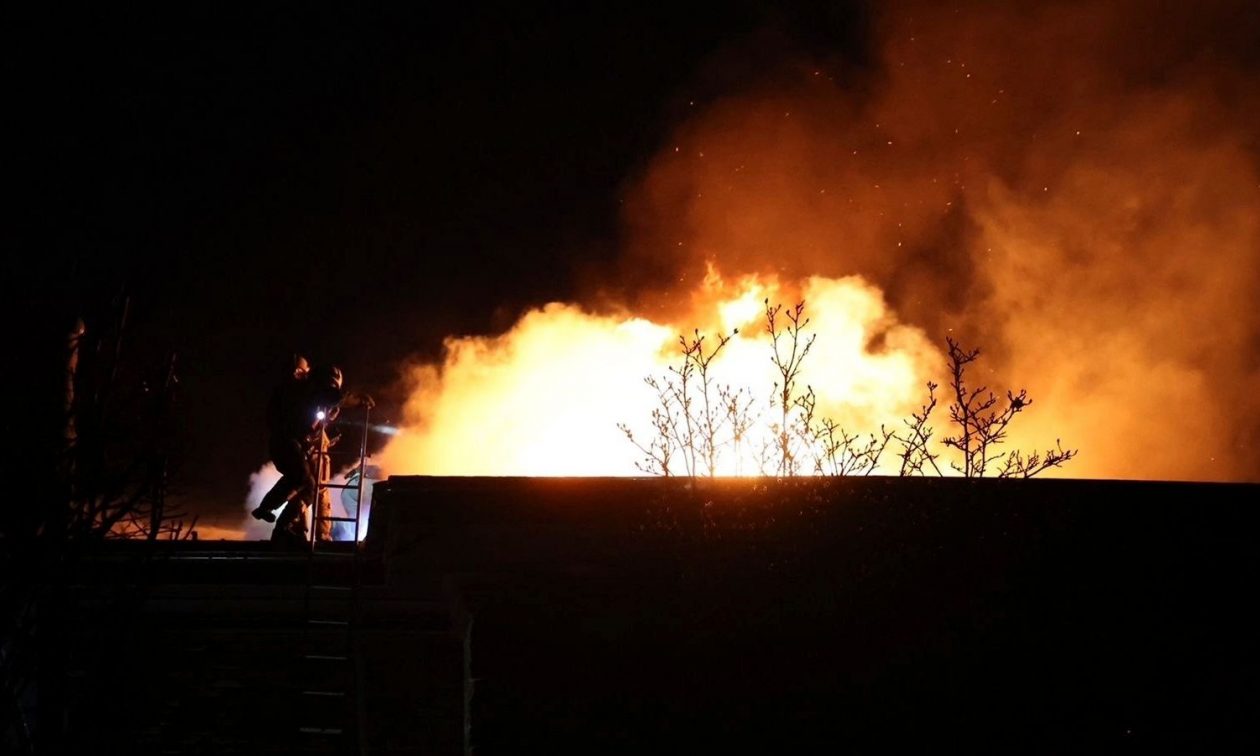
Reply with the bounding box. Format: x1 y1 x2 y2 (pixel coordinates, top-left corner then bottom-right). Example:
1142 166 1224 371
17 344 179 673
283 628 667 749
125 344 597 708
241 463 282 539
237 461 376 539
385 0 1260 482
611 0 1260 480
197 463 284 540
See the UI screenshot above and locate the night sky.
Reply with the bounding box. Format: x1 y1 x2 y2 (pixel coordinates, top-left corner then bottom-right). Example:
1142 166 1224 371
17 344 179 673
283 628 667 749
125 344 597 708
9 3 867 517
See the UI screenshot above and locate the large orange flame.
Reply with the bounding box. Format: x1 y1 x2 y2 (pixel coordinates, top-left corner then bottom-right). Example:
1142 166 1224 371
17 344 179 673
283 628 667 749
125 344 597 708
380 272 939 476
379 0 1260 482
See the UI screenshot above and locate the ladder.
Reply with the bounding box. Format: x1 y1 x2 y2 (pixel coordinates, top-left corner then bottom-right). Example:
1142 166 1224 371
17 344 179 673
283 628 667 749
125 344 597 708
298 402 372 754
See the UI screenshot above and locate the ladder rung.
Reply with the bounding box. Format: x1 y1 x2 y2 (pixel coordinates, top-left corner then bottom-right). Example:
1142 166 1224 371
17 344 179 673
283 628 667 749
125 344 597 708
304 654 349 661
299 727 344 735
322 483 360 490
302 690 347 697
308 619 350 626
310 551 356 558
315 516 357 522
310 584 352 591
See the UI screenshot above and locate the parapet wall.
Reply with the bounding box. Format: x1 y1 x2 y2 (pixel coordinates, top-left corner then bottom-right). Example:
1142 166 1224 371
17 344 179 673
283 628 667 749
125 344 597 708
363 476 1259 750
366 475 1256 578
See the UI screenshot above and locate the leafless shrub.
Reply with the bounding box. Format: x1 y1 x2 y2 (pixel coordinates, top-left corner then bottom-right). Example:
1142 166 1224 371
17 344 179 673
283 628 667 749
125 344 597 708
719 384 758 476
618 327 738 478
895 381 943 476
683 329 736 477
621 309 1076 480
617 376 679 476
998 441 1078 478
817 421 896 476
794 386 893 476
941 337 1077 478
766 300 816 476
55 301 194 541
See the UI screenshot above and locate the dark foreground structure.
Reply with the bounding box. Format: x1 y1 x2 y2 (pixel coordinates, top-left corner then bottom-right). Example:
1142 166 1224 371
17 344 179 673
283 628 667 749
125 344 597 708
25 477 1260 753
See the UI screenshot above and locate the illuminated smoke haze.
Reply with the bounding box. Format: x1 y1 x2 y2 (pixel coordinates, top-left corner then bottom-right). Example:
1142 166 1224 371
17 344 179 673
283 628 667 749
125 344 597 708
382 0 1260 482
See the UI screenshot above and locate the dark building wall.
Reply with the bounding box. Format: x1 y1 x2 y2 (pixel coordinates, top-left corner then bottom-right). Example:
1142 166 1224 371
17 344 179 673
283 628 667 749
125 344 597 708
47 543 468 755
370 477 1260 752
